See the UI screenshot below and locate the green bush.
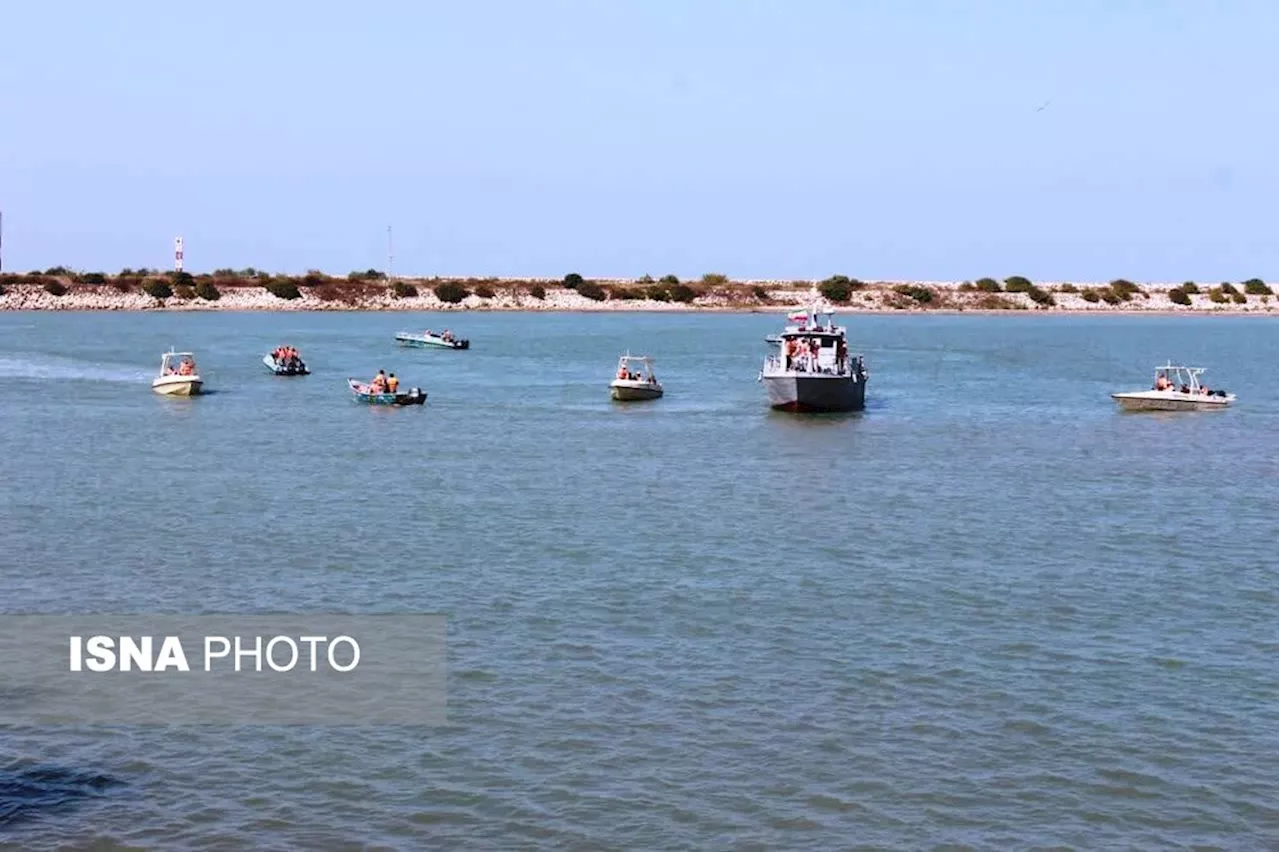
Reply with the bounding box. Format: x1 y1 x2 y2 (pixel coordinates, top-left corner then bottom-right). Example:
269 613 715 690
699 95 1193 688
975 277 1002 293
1109 279 1139 301
1219 282 1239 295
142 279 172 299
668 283 697 303
474 284 496 299
577 281 606 301
80 272 106 285
658 274 679 285
893 284 934 304
265 279 302 300
1003 276 1034 293
646 285 670 302
112 277 137 293
173 283 195 300
1058 283 1078 293
1026 286 1054 307
609 286 642 300
1167 287 1191 305
563 273 584 290
44 266 71 277
701 272 729 287
392 281 418 298
637 274 654 284
1242 278 1273 295
1207 287 1227 304
433 281 469 303
528 284 546 300
1081 289 1101 302
1180 281 1199 294
43 280 68 297
819 276 853 303
752 285 770 300
195 280 221 300
1100 290 1121 305
1231 291 1246 304
349 269 387 281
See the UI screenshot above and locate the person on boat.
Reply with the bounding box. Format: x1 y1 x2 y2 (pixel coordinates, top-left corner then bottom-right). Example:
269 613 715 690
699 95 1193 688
387 373 399 393
1154 373 1172 391
370 370 387 393
177 358 195 376
617 364 629 380
442 329 453 342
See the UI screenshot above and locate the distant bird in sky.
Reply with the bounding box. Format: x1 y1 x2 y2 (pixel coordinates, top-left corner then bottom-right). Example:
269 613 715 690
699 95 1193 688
1034 100 1050 112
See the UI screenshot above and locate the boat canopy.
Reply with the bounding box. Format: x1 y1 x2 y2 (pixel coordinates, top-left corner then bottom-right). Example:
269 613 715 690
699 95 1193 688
1152 362 1212 391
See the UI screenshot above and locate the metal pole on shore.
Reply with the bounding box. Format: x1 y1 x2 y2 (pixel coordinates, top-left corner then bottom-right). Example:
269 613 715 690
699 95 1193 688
387 225 394 281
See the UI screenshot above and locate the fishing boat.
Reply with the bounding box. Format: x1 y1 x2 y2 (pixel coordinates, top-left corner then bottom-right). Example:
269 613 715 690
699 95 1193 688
758 308 867 412
395 329 470 350
152 349 203 396
610 353 664 401
1111 362 1235 411
347 378 427 406
263 346 309 376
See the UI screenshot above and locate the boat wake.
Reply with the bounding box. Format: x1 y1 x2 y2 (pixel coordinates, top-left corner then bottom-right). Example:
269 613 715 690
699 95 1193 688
0 355 152 384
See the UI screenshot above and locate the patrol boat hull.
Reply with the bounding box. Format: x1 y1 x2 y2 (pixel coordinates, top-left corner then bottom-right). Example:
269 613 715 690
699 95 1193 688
764 374 865 413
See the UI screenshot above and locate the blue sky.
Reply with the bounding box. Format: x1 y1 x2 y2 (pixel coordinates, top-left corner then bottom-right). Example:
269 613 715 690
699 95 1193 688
1 0 1275 281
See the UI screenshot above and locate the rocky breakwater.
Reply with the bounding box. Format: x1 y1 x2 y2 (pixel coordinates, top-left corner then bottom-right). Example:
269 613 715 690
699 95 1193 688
0 273 1275 313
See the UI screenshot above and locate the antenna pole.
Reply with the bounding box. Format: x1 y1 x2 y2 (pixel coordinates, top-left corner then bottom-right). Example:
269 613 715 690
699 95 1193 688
387 225 394 281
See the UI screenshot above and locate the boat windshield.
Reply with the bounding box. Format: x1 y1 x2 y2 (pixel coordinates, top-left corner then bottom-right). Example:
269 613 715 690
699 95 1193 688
1152 363 1215 395
615 357 656 382
161 352 197 376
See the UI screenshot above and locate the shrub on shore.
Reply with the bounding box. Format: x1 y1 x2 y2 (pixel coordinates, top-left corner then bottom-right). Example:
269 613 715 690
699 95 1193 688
563 273 584 291
1026 286 1055 307
668 283 697 303
659 274 680 285
195 280 221 300
392 281 418 298
349 269 387 281
1242 278 1273 296
577 281 607 301
527 284 546 300
43 280 69 297
893 284 934 305
701 272 729 287
975 278 1002 293
646 285 671 302
1108 279 1140 301
142 279 173 300
434 281 469 303
1081 289 1101 303
80 272 107 285
1167 288 1191 305
1003 276 1033 293
1207 287 1227 304
264 279 302 300
112 277 137 293
1180 281 1199 294
173 283 195 300
1057 283 1078 293
609 286 642 300
975 294 1024 310
819 276 853 303
752 285 770 301
474 283 496 299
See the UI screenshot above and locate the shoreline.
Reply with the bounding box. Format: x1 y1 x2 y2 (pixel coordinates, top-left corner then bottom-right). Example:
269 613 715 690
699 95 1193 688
0 277 1275 315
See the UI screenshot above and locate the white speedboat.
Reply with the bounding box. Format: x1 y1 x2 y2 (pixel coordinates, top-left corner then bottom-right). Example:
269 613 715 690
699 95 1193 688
610 353 664 401
1111 362 1235 411
758 308 867 412
152 349 203 396
395 329 470 350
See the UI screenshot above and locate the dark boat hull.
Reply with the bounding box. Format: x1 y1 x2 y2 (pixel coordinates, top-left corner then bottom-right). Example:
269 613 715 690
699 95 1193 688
764 374 866 413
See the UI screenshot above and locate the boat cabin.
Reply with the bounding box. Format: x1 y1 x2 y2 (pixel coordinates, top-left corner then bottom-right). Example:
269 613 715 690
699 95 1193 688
159 350 198 377
1151 362 1220 396
614 354 659 384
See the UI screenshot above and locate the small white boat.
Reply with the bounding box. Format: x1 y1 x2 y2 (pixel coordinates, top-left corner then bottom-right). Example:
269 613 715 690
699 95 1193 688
395 329 470 350
1111 362 1235 411
152 349 203 396
610 353 664 401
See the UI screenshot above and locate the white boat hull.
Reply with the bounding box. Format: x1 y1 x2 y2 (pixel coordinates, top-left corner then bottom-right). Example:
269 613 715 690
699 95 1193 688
1111 391 1234 411
152 376 203 396
610 381 664 401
